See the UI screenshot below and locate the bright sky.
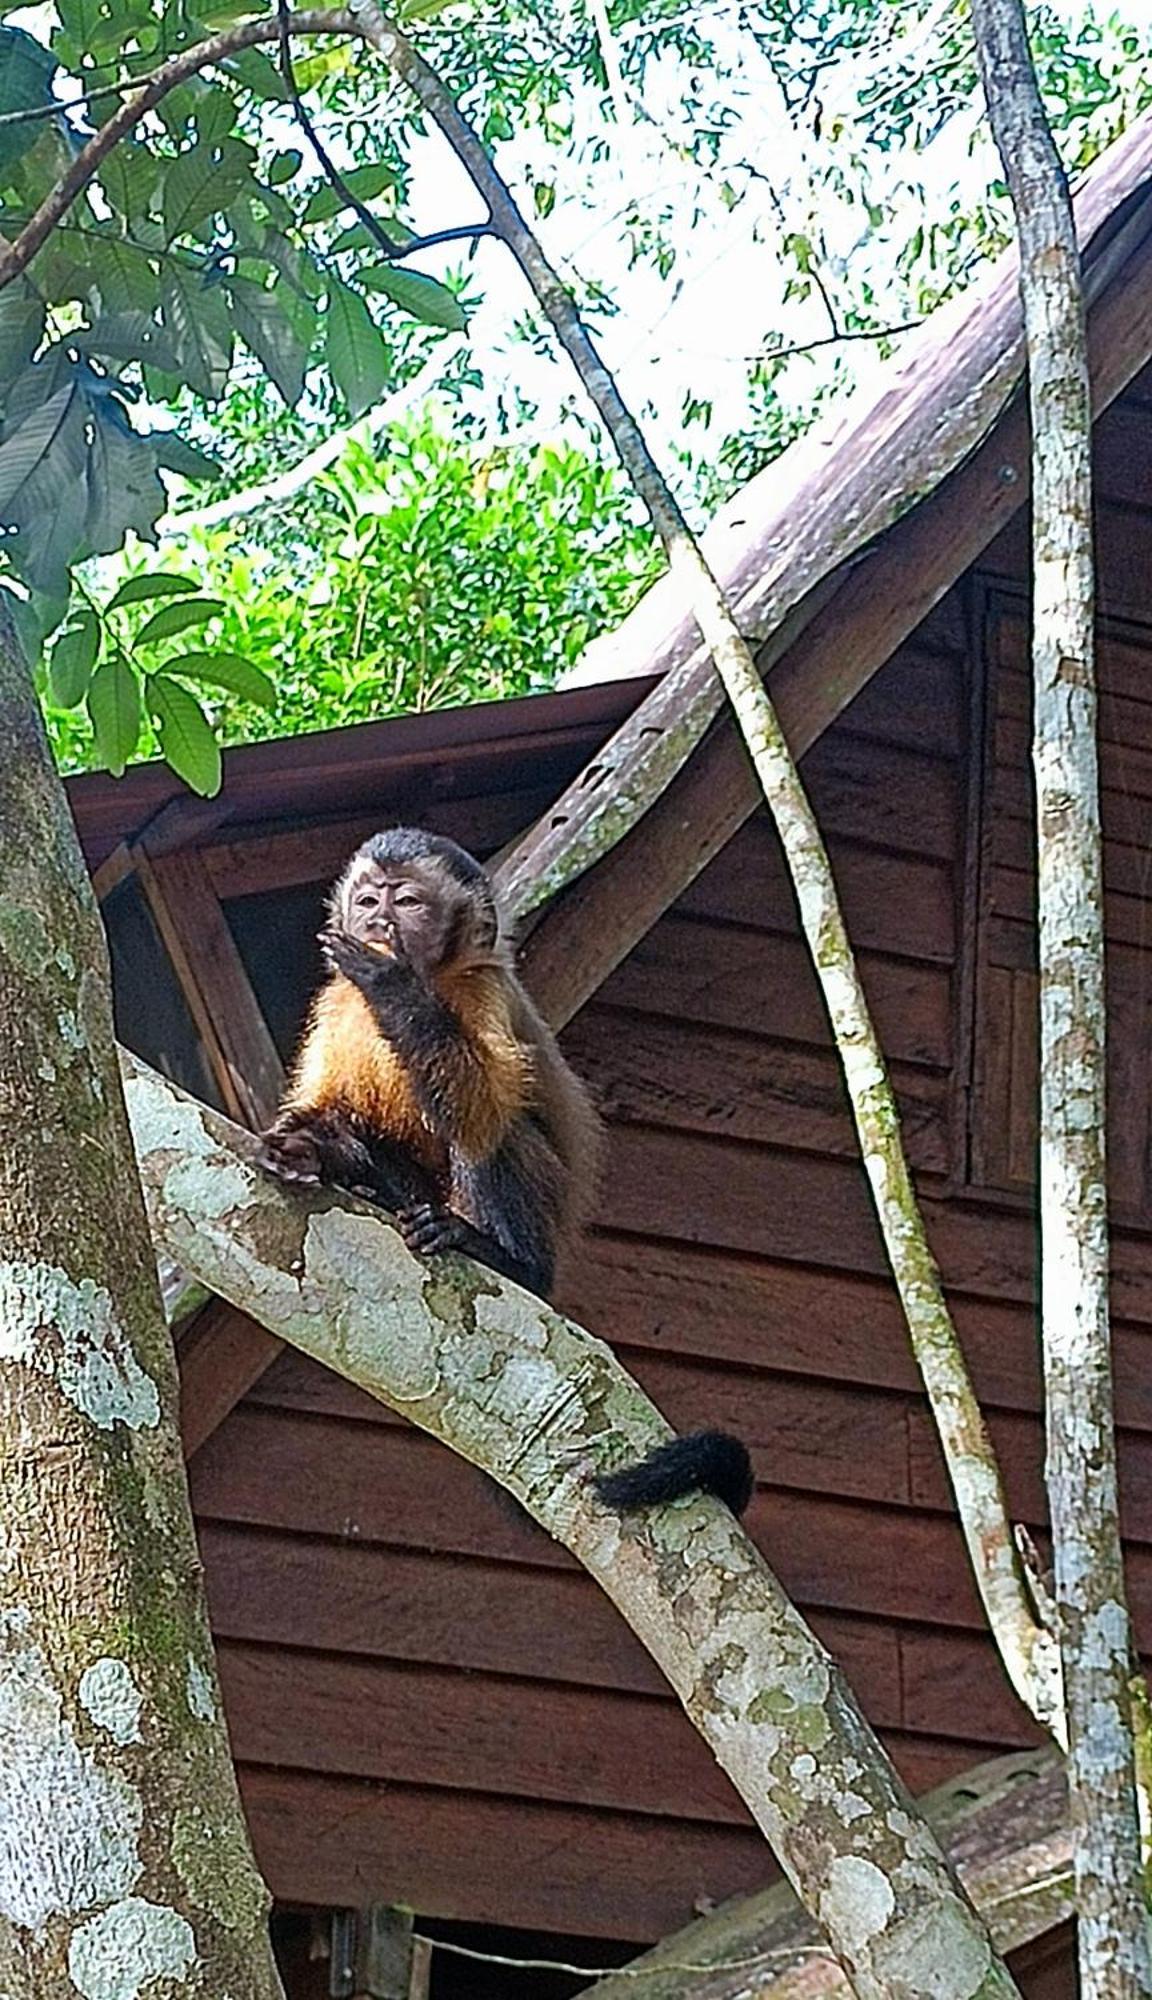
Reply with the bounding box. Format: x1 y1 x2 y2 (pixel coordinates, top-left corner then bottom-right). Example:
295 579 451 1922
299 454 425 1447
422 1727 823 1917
387 0 1152 464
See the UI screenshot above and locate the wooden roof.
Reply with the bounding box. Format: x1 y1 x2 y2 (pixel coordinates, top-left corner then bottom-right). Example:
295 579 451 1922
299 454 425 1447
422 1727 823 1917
490 110 1152 1027
71 110 1152 1036
68 676 644 876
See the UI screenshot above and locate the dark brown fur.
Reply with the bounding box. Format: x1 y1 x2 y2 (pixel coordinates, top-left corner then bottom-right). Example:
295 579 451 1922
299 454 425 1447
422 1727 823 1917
259 826 752 1516
259 828 600 1296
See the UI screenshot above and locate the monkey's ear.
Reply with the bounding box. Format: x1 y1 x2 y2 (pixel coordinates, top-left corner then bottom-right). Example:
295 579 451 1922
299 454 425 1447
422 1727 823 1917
474 890 499 949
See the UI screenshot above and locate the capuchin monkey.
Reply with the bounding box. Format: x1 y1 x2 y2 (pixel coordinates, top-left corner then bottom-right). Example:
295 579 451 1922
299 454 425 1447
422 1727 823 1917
259 826 753 1518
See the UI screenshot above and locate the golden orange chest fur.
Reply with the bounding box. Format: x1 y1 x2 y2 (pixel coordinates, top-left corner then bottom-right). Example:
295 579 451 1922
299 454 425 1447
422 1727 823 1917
286 964 533 1168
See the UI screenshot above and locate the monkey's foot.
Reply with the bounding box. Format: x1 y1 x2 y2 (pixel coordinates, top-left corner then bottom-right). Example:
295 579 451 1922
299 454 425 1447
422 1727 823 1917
258 1128 324 1187
397 1203 465 1259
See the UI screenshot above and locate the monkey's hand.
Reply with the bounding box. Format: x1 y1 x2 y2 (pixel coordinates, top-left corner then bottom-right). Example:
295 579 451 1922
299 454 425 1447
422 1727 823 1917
319 924 420 994
258 1108 376 1194
258 1124 326 1187
396 1202 467 1260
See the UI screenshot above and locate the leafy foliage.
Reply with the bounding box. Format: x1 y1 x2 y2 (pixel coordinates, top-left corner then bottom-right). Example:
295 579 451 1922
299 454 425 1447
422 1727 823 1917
41 412 660 781
39 568 269 794
0 0 469 610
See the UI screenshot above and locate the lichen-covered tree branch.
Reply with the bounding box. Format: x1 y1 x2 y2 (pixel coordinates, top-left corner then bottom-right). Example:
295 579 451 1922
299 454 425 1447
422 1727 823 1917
971 0 1152 1991
0 627 284 1997
124 1047 1021 2000
349 3 1062 1740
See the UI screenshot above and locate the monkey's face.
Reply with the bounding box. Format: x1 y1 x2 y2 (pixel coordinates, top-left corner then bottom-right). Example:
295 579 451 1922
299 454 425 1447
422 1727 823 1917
335 854 488 974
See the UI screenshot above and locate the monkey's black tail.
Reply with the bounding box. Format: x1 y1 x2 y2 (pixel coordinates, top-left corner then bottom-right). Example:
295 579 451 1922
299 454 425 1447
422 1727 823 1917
591 1430 754 1517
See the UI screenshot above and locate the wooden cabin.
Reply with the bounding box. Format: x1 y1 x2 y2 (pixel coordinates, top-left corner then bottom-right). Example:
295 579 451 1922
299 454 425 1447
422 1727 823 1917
67 115 1152 2000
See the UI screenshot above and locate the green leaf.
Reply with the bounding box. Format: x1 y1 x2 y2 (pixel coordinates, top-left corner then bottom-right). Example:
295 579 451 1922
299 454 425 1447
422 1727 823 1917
85 237 161 314
150 674 221 795
0 283 45 380
162 268 233 400
87 654 141 777
166 649 275 708
359 263 467 331
162 138 252 239
73 311 178 371
153 433 220 482
267 147 303 186
0 27 57 173
47 611 99 707
106 572 199 612
81 393 167 559
227 276 311 406
195 85 237 147
220 46 291 102
324 284 390 418
135 596 224 645
97 142 157 222
0 380 78 513
303 161 396 225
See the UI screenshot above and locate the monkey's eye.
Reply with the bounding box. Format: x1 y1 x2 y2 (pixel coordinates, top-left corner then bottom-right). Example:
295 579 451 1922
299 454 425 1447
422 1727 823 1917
393 890 423 910
355 891 379 908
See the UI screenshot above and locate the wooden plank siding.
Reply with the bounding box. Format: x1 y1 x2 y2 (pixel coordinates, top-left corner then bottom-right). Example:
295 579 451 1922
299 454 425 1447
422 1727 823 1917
90 383 1152 1970
181 594 1020 1941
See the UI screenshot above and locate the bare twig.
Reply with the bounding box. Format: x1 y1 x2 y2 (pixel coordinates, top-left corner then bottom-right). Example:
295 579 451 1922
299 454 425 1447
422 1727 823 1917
971 0 1151 1991
749 318 921 362
353 0 1063 1750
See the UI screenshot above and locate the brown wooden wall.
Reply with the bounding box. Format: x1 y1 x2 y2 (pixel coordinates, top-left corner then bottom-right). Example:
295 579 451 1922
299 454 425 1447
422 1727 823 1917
89 375 1152 1988
184 597 1017 1945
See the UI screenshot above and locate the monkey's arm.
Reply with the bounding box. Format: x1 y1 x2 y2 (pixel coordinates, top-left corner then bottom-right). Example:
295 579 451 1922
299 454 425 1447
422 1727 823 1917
320 927 524 1158
258 1103 440 1216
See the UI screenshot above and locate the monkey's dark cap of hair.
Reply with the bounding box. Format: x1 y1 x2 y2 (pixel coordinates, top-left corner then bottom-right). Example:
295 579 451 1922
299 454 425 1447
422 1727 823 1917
359 826 491 893
592 1430 754 1517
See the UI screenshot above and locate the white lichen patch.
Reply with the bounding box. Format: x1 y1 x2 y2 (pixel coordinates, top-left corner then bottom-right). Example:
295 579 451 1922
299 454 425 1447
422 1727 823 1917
122 1072 217 1160
161 1156 251 1225
873 1896 993 1999
820 1854 894 1958
0 1612 142 1929
68 1897 195 1999
472 1285 552 1352
79 1660 143 1747
0 1260 159 1431
301 1210 441 1398
184 1658 216 1725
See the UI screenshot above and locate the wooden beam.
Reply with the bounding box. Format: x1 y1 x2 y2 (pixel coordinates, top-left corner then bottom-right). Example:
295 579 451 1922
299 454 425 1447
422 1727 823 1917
91 841 135 903
515 216 1152 1030
576 1749 1069 1999
179 1297 281 1460
132 843 288 1446
133 842 284 1127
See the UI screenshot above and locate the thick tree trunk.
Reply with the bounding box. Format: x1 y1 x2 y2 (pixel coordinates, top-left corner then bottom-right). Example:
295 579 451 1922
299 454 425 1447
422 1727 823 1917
0 625 283 1998
970 5 1152 1993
